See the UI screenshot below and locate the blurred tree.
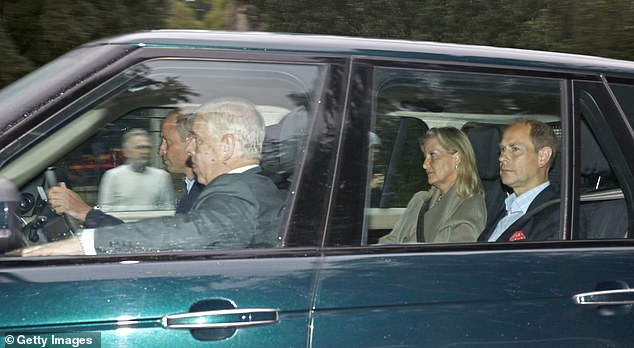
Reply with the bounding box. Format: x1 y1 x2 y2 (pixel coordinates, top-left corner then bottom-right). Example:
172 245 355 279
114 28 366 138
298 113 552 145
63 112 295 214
202 0 233 30
164 0 205 29
240 0 634 61
0 18 34 87
3 0 634 89
164 0 235 30
0 0 168 88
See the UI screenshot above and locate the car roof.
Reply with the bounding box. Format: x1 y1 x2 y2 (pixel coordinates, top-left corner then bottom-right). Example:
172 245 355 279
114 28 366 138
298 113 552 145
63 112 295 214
88 30 634 78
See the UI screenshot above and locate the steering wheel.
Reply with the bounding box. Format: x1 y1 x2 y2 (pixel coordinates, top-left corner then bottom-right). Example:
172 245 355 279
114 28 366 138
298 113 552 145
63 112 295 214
21 168 81 245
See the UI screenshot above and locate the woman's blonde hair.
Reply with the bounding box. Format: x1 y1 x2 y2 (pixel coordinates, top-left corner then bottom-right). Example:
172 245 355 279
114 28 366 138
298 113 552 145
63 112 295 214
422 127 483 198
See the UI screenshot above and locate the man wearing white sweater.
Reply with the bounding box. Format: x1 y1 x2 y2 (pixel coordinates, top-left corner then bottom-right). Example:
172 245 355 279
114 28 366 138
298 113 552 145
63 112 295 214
98 128 175 212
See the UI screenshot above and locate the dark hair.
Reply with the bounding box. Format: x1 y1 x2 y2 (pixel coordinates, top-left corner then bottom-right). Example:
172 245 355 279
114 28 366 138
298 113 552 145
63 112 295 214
509 119 558 168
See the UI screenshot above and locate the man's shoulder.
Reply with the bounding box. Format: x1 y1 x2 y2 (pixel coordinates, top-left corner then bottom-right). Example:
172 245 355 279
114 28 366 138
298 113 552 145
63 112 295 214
528 184 559 210
202 171 280 197
103 164 128 176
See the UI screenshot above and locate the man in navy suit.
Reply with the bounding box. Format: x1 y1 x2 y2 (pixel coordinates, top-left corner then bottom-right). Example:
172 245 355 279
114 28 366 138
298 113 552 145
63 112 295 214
479 119 560 242
159 111 204 215
48 110 202 227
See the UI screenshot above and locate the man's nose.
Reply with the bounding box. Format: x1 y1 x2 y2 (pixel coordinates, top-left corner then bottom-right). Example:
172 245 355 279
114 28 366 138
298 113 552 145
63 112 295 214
499 149 508 163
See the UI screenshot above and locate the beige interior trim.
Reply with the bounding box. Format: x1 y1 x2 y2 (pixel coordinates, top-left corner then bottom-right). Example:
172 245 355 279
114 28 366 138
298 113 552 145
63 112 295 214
0 109 108 187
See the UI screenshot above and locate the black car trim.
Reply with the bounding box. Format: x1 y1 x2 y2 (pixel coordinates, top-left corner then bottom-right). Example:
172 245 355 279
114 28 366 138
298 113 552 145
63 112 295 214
351 57 606 81
574 81 634 239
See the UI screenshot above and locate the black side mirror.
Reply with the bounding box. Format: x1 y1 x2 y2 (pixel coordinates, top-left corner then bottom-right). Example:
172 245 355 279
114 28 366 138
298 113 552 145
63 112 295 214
0 178 24 253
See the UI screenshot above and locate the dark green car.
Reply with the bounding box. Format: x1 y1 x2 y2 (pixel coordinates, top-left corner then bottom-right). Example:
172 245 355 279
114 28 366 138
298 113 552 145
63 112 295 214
1 30 634 347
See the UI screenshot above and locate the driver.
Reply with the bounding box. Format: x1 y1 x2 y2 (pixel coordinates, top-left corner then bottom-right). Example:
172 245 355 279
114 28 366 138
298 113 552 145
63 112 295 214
47 110 203 227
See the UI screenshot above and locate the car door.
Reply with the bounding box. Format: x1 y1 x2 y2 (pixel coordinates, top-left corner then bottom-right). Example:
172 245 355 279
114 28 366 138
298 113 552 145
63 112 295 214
310 60 634 347
0 43 349 347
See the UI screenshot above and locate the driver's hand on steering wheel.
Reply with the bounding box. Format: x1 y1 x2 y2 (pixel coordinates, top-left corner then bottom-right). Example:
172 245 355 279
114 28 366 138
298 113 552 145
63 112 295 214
48 183 91 223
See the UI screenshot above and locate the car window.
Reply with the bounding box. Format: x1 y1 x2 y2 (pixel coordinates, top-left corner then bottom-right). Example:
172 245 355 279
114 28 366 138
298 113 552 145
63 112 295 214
575 87 631 239
608 82 634 126
363 67 563 245
1 59 324 253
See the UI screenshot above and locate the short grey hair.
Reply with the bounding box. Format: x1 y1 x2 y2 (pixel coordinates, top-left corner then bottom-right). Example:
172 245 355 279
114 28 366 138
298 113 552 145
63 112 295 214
122 128 150 149
194 98 265 160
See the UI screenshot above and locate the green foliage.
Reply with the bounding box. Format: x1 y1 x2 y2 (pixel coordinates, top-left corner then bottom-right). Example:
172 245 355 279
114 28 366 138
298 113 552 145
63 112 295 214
4 0 634 89
164 0 205 29
0 18 34 87
240 0 634 60
164 0 233 30
0 0 168 88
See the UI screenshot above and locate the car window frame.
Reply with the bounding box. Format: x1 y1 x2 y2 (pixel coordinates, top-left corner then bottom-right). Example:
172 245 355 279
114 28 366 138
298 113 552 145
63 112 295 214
0 47 351 263
326 56 634 251
572 79 634 239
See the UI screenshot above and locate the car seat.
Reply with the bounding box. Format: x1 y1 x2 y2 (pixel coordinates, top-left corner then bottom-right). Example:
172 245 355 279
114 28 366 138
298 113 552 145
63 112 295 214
464 124 507 233
578 121 628 239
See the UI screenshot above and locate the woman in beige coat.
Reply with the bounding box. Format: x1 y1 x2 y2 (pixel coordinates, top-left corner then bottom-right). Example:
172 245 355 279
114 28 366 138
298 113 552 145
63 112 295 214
378 127 486 244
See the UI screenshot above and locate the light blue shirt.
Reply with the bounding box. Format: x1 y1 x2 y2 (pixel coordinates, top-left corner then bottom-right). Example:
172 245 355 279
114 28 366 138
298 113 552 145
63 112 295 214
488 181 550 242
184 176 196 193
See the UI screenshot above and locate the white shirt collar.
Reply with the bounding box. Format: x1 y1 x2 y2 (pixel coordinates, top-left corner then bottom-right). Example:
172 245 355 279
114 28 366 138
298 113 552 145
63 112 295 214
227 164 258 174
184 176 196 192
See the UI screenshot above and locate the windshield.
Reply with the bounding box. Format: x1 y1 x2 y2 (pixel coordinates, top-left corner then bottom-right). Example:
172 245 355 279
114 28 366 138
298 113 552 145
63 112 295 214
0 45 132 132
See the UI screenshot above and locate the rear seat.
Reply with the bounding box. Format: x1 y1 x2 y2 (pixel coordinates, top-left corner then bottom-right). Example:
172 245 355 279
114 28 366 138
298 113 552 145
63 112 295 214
463 124 507 234
578 121 627 239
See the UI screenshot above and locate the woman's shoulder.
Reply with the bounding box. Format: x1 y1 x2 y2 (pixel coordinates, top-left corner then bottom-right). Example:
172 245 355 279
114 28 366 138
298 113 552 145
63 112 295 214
459 191 486 209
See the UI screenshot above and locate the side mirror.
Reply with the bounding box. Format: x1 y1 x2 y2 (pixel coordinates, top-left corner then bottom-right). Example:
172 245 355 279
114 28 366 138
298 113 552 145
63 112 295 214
0 177 24 253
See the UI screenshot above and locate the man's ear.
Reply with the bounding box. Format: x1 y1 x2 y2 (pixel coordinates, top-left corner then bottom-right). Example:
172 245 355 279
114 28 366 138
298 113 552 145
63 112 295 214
220 134 235 161
537 146 553 168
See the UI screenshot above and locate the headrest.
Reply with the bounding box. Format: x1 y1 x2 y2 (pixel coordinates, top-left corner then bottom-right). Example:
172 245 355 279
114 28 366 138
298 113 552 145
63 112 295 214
580 121 611 177
465 126 501 180
260 107 308 188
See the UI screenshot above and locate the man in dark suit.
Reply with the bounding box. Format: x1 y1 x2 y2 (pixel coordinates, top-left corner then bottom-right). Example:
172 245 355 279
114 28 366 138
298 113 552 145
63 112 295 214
47 110 203 227
23 98 285 255
478 119 559 242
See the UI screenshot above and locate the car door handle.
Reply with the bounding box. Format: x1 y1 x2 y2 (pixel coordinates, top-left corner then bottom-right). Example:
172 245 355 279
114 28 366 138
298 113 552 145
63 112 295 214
573 289 634 305
161 308 278 330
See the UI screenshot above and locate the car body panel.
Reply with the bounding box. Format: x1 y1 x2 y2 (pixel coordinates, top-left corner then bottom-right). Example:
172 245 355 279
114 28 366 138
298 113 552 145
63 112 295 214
0 254 320 346
312 246 634 347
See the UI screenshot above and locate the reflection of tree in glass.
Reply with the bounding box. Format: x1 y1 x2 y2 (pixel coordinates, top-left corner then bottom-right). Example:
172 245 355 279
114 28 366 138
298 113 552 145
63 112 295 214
373 116 427 208
375 70 560 116
110 76 201 107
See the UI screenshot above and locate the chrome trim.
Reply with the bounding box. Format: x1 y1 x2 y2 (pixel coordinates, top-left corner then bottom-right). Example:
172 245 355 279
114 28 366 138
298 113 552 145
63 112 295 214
579 188 624 201
573 288 634 305
161 308 278 330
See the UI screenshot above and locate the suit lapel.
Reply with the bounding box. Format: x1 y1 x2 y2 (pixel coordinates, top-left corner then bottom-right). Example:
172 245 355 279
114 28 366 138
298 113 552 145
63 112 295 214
498 185 558 241
478 208 506 241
